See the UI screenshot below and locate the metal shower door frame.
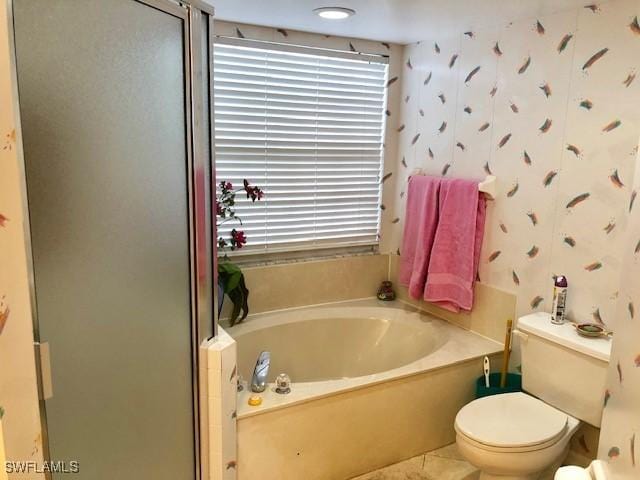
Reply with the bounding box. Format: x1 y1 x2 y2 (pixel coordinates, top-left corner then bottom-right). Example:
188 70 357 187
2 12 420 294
8 0 217 478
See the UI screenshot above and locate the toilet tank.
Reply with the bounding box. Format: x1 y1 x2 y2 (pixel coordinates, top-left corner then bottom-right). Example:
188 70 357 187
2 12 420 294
516 313 611 427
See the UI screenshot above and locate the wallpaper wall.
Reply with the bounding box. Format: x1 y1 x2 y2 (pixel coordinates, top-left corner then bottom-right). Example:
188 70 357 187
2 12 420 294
382 0 640 328
0 1 45 476
598 137 640 478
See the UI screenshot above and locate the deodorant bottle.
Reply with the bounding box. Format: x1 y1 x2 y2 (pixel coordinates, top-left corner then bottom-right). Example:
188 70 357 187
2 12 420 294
551 275 568 324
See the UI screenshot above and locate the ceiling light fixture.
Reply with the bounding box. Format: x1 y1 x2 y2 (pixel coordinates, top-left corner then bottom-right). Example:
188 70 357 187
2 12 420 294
313 7 356 20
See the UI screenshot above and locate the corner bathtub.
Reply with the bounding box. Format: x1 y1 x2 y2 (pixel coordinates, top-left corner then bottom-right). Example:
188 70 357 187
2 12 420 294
228 298 501 480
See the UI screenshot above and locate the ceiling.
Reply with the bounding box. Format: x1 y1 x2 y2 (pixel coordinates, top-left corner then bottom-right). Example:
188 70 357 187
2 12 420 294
206 0 598 44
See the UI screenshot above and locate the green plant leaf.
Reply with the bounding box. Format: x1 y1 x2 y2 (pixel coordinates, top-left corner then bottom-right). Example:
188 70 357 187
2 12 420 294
226 271 242 292
218 261 243 294
218 261 241 275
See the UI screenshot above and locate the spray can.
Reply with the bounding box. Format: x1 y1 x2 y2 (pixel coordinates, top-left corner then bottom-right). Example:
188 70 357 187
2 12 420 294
551 275 568 324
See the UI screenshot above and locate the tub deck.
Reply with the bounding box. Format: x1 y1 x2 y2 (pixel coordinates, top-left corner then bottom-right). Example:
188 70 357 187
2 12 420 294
229 298 502 418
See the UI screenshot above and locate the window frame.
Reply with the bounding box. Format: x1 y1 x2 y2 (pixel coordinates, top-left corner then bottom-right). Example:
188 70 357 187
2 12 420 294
213 36 390 258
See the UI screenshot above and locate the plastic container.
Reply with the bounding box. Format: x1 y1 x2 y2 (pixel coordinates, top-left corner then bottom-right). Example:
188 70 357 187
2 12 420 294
475 372 522 398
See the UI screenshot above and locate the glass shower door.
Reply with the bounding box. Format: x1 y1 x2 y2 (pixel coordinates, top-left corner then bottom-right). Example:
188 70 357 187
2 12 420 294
13 0 197 478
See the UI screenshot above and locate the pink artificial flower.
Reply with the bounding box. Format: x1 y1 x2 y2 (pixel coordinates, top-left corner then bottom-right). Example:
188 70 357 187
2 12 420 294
231 229 247 249
243 179 265 202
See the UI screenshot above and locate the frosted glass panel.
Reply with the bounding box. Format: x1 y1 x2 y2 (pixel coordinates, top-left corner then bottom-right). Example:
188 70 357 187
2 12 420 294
13 0 195 478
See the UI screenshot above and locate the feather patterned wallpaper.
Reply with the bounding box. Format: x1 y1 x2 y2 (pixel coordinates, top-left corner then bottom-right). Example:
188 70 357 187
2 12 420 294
381 0 640 329
0 1 44 473
598 138 640 477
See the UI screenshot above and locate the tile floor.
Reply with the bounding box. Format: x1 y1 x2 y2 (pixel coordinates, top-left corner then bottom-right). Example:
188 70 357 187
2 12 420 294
351 444 480 480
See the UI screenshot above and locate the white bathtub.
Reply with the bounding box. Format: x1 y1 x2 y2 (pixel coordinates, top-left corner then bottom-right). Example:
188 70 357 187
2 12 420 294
227 298 502 480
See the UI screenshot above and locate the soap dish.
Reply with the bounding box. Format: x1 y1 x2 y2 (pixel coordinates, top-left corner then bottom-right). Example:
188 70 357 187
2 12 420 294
573 323 612 338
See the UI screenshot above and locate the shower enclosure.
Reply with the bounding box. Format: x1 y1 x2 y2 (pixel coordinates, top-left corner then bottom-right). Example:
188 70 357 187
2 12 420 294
11 0 216 478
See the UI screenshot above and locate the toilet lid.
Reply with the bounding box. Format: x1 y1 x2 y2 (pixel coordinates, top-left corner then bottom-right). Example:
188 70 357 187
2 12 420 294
455 392 568 449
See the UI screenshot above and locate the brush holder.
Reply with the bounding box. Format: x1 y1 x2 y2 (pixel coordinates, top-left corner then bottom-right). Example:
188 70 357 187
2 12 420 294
475 372 522 398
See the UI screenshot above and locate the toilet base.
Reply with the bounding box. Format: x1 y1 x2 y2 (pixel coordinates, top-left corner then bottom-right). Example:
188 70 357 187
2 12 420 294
477 447 568 480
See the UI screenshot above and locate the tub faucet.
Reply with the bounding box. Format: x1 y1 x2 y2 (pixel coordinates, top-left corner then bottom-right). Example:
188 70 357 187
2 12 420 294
251 351 270 393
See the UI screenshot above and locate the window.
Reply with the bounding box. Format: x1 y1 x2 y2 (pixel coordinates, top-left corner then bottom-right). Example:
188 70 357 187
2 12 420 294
213 39 388 254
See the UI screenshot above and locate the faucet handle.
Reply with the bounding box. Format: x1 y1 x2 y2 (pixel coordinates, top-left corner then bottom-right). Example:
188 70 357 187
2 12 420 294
275 373 291 394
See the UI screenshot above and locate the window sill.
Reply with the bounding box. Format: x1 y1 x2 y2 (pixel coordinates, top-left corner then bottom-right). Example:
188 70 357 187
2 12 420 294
218 242 379 268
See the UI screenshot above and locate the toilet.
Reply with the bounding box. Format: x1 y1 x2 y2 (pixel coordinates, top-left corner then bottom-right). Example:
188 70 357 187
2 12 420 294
455 312 612 480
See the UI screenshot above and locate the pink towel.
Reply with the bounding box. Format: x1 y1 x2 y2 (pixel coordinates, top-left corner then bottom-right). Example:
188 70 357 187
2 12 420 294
398 176 442 299
424 178 486 312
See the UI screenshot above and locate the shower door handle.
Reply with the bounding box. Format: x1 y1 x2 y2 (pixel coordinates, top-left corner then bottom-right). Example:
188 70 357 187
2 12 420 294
34 341 53 400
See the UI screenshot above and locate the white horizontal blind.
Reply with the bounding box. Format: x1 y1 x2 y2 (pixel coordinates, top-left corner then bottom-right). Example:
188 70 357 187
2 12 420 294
214 41 388 254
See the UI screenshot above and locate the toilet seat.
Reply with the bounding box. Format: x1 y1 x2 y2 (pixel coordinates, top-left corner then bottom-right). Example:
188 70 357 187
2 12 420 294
455 392 569 453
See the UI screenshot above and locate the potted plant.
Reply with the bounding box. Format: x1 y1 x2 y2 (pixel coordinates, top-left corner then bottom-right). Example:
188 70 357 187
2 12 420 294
216 179 264 326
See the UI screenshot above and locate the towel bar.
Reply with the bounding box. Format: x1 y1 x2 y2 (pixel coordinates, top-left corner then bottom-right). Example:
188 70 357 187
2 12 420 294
409 169 497 200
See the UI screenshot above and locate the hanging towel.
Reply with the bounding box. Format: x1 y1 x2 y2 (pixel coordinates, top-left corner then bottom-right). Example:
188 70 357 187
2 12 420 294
424 178 486 312
398 175 442 299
